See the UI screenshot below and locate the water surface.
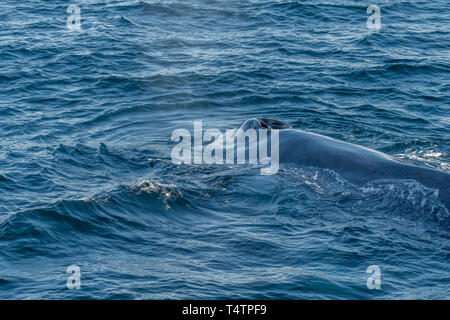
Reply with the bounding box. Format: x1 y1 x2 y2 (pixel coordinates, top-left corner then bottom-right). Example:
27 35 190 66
0 0 449 299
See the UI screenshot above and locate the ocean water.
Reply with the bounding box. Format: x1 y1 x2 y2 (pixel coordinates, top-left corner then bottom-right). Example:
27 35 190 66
0 0 449 299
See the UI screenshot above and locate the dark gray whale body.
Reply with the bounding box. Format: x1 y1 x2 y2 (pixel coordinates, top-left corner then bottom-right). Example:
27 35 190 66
242 118 450 212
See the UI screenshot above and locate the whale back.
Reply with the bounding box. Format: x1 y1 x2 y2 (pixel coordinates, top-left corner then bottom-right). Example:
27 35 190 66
276 126 450 212
235 118 450 212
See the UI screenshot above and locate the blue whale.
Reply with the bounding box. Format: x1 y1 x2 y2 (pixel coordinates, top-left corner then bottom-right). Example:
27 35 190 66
238 118 450 212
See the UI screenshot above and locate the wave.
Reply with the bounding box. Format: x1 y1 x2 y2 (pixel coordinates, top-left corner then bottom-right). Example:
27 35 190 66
1 162 448 257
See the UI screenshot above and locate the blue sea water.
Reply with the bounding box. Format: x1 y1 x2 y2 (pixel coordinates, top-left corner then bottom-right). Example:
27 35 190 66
0 0 449 299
